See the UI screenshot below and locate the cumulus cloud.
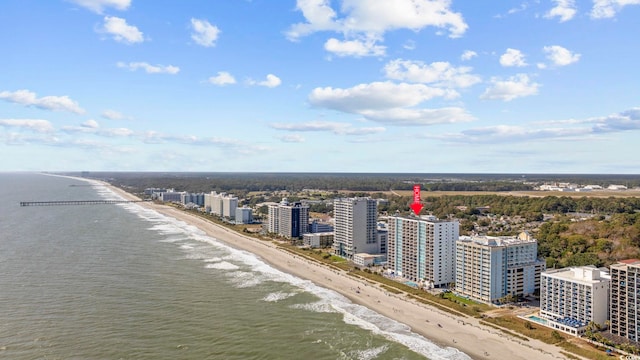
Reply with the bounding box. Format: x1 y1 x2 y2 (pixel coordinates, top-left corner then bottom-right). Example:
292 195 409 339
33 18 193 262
116 62 180 74
543 45 581 66
324 37 386 57
286 0 468 57
307 81 472 126
208 71 236 86
68 0 130 13
270 121 385 135
480 74 540 101
0 119 55 133
545 0 577 22
309 81 457 113
499 48 528 67
461 50 477 61
591 0 640 18
383 59 481 88
248 74 282 88
190 18 220 47
0 89 85 114
100 16 144 44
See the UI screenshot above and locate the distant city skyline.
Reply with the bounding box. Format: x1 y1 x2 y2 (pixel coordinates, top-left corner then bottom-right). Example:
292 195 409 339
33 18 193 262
1 0 639 173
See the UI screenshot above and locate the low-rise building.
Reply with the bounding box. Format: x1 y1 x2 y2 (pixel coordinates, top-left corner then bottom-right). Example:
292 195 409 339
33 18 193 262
302 232 334 248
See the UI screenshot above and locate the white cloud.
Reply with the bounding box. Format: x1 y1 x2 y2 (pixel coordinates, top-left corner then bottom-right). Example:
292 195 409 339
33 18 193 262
480 74 540 101
101 109 129 120
309 81 457 114
208 71 236 86
190 18 220 47
543 45 581 66
100 16 144 44
278 134 306 143
360 107 475 126
62 123 134 137
432 107 640 144
82 119 100 129
270 121 385 135
383 59 481 88
0 89 85 114
287 0 468 45
591 0 640 18
324 37 386 57
461 50 477 61
249 74 282 88
0 119 55 133
68 0 130 13
102 127 134 137
116 62 180 74
307 81 472 126
499 48 527 67
545 0 577 22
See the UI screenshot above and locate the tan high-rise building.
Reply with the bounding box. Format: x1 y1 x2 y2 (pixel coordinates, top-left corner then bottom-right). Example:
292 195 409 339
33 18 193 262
333 197 378 259
387 215 458 288
455 232 545 303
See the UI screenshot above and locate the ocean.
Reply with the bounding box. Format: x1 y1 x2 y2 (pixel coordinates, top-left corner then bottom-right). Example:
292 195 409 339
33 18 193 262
0 173 470 360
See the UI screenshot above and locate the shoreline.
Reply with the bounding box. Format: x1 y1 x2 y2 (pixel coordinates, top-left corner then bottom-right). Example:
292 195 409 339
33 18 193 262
102 182 579 360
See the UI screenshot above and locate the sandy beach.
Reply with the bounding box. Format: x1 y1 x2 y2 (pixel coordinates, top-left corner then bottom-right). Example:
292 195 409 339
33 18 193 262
106 183 579 360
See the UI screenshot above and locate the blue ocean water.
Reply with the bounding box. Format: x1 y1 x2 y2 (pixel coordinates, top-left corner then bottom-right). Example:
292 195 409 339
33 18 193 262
0 173 470 359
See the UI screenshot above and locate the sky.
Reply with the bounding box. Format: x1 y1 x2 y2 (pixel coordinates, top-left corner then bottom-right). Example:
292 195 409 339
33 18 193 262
1 0 639 173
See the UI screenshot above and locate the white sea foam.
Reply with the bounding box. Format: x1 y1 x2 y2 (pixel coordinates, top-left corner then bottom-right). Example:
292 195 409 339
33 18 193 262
351 345 389 360
262 291 298 302
85 179 472 360
205 261 239 271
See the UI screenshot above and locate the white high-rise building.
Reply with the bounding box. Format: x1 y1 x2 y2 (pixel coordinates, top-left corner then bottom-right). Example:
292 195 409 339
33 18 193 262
540 266 611 336
387 215 459 287
610 259 640 342
455 232 545 303
204 192 238 219
333 197 378 259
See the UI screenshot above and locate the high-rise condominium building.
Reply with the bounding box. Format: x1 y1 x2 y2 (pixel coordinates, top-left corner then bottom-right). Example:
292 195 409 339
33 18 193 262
204 192 238 219
540 266 610 336
387 215 459 287
267 198 309 239
333 197 378 259
610 259 640 342
455 232 545 303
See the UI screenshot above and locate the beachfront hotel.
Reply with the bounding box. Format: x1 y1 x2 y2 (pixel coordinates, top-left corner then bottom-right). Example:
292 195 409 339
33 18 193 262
386 215 459 288
455 232 545 303
610 259 640 342
333 197 378 259
204 191 238 220
267 198 309 239
539 266 611 336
